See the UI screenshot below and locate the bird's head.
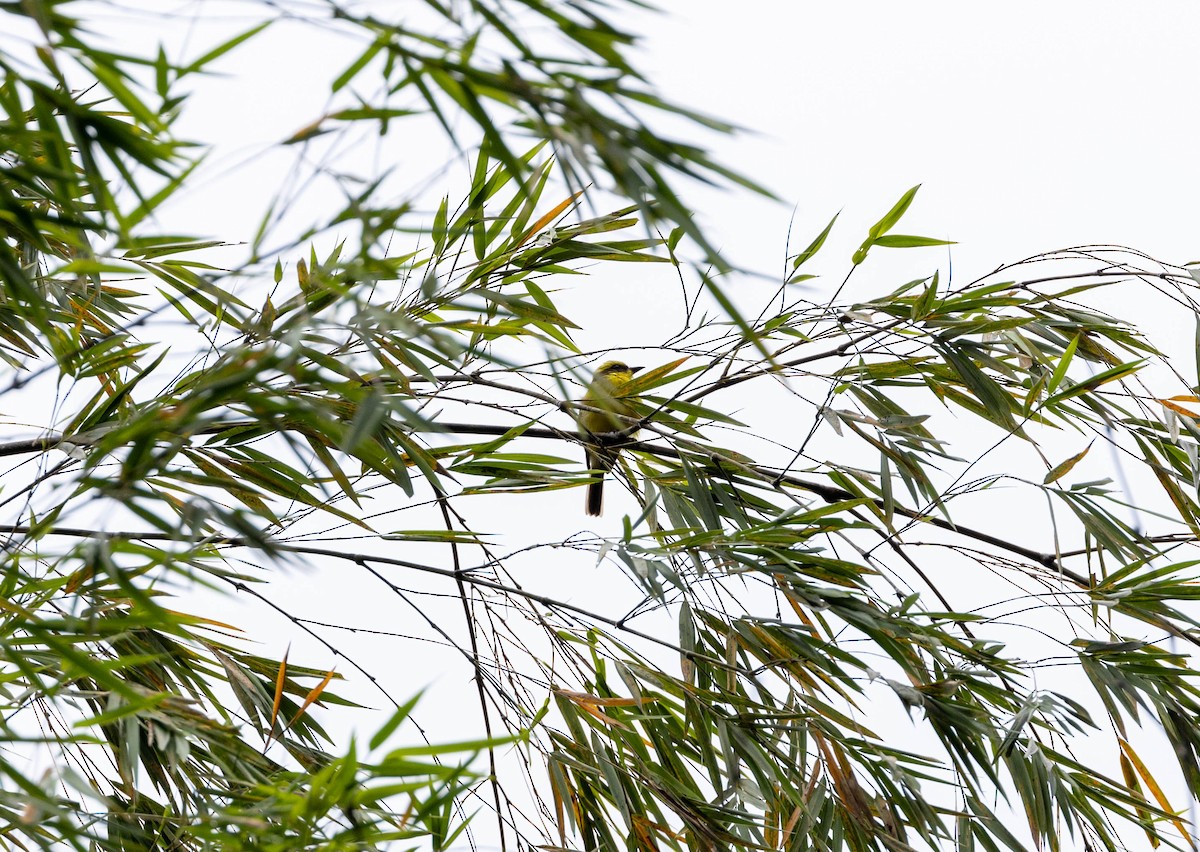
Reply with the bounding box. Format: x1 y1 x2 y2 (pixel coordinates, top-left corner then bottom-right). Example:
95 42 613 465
593 360 642 389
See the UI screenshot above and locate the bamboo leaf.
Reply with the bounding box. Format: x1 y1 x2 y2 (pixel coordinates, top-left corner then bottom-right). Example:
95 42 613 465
181 21 272 76
1044 442 1092 484
873 234 955 249
266 646 289 748
789 211 838 276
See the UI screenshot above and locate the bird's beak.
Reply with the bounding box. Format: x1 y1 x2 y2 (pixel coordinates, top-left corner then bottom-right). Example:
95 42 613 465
630 366 643 374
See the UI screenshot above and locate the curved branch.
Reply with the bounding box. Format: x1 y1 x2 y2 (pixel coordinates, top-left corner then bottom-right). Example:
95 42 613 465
0 421 1080 584
0 524 734 668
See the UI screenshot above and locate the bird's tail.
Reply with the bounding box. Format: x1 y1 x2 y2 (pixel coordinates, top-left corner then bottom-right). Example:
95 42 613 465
585 448 611 516
586 480 604 516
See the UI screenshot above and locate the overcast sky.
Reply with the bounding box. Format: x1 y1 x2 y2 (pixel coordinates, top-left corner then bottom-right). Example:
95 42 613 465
640 2 1198 270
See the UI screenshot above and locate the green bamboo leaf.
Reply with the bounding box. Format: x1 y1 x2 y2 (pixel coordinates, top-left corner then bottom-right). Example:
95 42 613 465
180 21 272 76
936 343 1017 429
1047 333 1081 394
1044 359 1145 406
912 271 939 320
384 733 518 759
474 290 580 328
329 107 420 123
432 195 450 257
333 37 385 92
853 185 922 265
789 211 838 276
124 239 228 260
873 234 955 248
658 397 748 427
384 529 493 544
868 185 921 239
83 58 162 131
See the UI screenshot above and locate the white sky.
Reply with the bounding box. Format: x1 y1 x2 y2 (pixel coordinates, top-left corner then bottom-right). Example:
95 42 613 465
641 1 1199 268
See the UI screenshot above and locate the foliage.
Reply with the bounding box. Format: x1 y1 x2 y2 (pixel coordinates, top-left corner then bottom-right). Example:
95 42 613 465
1 1 1200 851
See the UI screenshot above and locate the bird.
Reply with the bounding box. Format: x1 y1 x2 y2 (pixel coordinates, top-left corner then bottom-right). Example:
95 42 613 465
579 360 641 516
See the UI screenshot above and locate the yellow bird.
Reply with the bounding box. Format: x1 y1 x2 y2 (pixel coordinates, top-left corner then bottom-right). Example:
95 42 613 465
579 360 641 516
